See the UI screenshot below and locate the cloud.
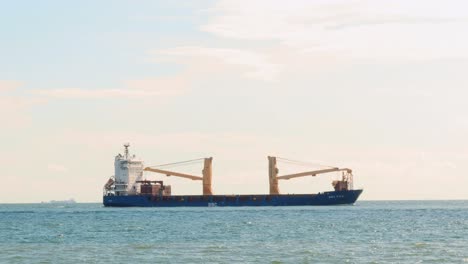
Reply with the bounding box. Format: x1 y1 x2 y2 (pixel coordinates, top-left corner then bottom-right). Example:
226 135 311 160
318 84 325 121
149 1 468 84
34 88 178 99
0 80 23 92
157 46 281 81
47 163 68 173
327 15 459 30
53 129 468 199
200 0 468 59
0 80 37 129
202 1 463 38
57 130 278 153
32 78 187 99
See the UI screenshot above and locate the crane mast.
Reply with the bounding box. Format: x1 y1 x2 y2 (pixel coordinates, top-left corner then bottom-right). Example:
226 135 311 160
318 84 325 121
268 156 280 195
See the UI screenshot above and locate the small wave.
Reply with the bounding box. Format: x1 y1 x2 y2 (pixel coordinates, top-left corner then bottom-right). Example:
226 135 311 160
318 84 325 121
124 226 144 232
132 244 153 250
202 245 227 253
414 242 427 248
0 211 35 214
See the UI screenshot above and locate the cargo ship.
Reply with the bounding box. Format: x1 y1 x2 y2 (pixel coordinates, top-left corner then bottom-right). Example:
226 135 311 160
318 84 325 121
103 144 363 207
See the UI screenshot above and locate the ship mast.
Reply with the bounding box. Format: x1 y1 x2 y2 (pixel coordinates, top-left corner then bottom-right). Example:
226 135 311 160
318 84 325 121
124 143 130 159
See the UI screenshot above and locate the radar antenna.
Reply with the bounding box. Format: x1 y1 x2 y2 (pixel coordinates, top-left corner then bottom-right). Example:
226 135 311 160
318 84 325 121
124 143 130 159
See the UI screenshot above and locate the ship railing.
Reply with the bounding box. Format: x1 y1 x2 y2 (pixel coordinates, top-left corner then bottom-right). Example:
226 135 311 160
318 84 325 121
103 187 115 196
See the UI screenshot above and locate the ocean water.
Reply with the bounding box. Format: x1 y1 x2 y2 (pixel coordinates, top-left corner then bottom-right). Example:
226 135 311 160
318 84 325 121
0 201 467 263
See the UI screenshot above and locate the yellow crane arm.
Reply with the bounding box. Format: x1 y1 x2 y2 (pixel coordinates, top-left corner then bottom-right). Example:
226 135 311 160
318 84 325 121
143 167 203 181
276 168 352 180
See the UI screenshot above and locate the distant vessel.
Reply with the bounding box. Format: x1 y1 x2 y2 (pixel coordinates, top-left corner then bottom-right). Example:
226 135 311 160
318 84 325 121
47 199 76 204
103 144 362 207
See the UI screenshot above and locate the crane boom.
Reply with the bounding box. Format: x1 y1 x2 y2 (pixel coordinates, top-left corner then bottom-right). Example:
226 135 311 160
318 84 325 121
143 167 202 180
268 156 354 194
143 157 213 195
103 177 114 190
277 168 352 180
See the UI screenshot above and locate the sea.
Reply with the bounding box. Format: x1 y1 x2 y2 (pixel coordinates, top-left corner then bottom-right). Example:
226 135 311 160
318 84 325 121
0 201 467 263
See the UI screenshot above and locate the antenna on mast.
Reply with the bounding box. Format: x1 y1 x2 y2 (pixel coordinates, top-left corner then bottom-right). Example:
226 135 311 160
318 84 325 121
124 143 130 159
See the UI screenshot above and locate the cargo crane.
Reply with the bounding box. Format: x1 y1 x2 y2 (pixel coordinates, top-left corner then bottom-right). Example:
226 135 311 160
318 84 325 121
103 177 115 194
143 157 213 195
268 156 353 195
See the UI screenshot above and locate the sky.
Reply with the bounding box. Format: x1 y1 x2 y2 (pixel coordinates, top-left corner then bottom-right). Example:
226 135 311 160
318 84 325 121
1 0 468 203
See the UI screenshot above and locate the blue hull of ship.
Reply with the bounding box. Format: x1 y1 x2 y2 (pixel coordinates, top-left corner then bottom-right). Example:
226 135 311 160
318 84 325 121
103 189 363 207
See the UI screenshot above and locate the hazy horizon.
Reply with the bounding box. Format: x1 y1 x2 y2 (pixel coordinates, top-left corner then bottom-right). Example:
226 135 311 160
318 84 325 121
2 1 468 203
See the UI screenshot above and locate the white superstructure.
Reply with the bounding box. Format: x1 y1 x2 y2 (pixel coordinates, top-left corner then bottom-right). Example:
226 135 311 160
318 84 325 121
114 143 144 195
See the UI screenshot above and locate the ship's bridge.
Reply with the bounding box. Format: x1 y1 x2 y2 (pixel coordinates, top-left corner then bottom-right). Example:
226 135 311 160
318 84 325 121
114 144 144 195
